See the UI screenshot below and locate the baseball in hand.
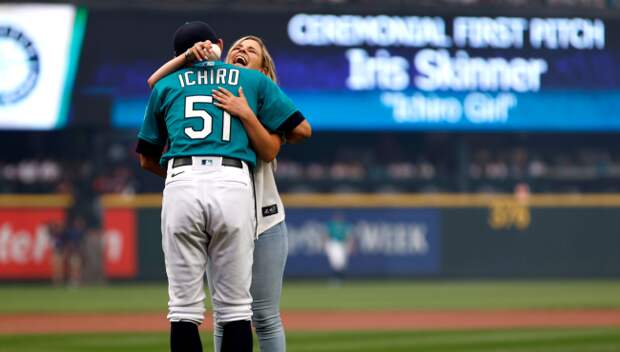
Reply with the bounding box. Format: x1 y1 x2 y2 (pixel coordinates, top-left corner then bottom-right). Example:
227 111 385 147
206 44 222 61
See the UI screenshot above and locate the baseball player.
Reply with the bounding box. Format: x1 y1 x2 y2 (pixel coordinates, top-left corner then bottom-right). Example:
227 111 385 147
136 21 308 352
325 212 354 285
149 36 311 352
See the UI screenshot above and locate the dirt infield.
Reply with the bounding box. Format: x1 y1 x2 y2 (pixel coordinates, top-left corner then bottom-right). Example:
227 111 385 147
1 310 620 334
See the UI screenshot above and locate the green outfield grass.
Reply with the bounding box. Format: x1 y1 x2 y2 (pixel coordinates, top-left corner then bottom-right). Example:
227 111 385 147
0 328 619 352
0 280 619 313
1 280 619 351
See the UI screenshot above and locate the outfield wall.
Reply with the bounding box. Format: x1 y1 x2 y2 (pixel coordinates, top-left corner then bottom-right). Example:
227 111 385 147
1 194 619 280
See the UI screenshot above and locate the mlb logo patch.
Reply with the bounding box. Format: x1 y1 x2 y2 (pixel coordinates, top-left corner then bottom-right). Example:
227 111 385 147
262 204 278 217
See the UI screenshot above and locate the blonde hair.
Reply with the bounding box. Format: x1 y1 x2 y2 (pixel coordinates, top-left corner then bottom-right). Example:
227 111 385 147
226 35 278 84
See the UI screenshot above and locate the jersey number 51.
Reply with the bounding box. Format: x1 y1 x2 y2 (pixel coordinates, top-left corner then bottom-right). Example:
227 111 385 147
184 95 231 142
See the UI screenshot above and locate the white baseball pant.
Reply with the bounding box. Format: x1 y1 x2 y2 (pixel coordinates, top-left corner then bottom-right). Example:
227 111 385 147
161 156 255 325
326 240 348 271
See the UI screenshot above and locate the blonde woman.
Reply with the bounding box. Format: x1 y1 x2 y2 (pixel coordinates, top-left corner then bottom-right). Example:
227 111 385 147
148 35 311 352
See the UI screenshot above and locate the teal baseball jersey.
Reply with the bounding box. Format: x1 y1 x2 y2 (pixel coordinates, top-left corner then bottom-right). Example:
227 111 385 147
138 61 297 167
327 220 351 242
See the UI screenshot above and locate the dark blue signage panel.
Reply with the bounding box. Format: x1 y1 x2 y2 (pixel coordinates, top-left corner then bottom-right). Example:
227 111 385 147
283 208 441 277
279 15 619 131
78 11 620 131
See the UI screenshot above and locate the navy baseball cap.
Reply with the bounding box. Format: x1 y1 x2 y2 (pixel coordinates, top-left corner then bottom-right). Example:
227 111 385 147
173 21 218 55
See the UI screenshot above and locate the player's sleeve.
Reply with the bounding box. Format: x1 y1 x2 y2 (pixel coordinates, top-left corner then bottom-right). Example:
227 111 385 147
136 86 168 156
257 75 306 133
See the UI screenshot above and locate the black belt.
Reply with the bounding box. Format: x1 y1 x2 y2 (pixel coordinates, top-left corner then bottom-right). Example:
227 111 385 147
172 157 243 169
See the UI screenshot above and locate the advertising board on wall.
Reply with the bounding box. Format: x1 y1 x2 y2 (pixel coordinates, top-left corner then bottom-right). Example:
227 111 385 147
284 208 441 277
0 208 136 279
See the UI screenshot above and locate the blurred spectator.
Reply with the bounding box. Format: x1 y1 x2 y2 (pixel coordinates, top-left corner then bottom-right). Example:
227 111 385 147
81 228 105 285
514 182 531 203
528 156 548 178
65 216 87 287
3 132 620 194
47 217 85 287
71 164 106 285
47 221 67 287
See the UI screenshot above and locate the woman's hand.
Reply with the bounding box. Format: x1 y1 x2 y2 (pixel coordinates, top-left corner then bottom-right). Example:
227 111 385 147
213 87 282 162
212 87 254 121
187 40 216 62
148 41 218 88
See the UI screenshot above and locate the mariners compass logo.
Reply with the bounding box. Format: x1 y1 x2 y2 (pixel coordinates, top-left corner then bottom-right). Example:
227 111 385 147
0 25 40 105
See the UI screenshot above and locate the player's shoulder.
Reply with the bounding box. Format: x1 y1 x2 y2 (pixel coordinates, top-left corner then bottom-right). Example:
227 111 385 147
152 69 185 90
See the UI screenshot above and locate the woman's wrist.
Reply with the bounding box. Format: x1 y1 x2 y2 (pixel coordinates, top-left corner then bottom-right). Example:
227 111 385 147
237 108 255 122
184 49 195 63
